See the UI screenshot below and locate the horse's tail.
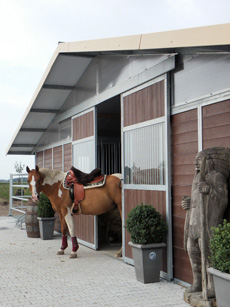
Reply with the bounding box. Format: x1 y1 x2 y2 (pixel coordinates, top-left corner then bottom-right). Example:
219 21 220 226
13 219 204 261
119 178 123 189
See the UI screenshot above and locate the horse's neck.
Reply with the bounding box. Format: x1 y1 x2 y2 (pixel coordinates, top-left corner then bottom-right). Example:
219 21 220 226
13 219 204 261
40 168 65 197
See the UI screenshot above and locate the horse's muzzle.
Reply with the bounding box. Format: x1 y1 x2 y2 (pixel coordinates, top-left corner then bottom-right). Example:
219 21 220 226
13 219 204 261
31 194 39 202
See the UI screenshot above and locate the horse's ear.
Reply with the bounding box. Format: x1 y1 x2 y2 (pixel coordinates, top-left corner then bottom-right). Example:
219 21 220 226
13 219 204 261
35 165 39 172
26 166 30 173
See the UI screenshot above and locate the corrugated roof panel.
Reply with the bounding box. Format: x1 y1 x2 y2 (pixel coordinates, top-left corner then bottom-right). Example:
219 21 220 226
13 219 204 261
32 88 72 109
21 113 56 129
45 55 93 86
8 146 35 155
6 24 230 156
13 131 44 145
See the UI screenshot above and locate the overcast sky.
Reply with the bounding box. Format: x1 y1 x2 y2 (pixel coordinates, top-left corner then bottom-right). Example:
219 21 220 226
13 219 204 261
0 0 230 179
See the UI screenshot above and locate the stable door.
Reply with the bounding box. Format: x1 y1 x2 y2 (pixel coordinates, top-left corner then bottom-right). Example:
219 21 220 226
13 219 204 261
72 108 98 250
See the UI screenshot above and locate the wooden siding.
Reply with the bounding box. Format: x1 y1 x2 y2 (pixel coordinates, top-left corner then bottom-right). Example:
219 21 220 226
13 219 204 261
44 149 52 169
53 146 63 171
202 99 230 148
36 151 43 168
64 143 72 171
171 109 198 284
123 80 165 127
124 189 167 272
73 215 94 244
73 111 94 141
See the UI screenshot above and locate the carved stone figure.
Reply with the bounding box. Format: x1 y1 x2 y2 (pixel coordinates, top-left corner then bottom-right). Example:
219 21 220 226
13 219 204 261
182 147 230 305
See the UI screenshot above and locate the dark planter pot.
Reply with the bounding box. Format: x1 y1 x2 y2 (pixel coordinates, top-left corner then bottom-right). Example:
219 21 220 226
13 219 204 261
37 217 55 240
128 241 166 283
208 267 230 307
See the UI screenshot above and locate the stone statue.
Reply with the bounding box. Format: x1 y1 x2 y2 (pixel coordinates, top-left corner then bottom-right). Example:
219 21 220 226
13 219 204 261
182 147 230 306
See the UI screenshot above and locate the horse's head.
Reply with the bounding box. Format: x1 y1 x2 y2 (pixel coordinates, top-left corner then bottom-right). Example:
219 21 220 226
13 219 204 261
26 165 44 202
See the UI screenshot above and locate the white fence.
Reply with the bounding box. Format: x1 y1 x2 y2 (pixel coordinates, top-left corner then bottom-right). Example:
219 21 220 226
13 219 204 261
9 173 31 228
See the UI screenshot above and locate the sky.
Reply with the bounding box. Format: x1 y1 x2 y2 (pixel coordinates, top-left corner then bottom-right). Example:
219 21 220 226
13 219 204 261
0 0 230 180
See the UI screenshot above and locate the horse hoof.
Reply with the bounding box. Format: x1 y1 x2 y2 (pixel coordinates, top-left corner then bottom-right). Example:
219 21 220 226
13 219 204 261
57 250 64 255
69 252 77 259
115 251 122 257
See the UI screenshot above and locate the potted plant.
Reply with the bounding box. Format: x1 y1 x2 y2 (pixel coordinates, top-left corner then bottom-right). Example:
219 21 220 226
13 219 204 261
37 193 56 240
208 219 230 307
126 202 167 283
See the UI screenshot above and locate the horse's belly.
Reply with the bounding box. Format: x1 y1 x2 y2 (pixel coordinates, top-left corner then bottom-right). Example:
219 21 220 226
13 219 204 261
80 193 113 215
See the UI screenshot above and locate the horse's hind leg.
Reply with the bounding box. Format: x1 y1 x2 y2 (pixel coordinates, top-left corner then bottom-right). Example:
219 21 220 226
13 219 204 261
64 207 79 259
57 213 68 255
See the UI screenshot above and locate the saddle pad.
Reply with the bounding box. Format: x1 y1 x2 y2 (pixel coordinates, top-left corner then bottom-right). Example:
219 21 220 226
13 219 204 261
84 175 106 189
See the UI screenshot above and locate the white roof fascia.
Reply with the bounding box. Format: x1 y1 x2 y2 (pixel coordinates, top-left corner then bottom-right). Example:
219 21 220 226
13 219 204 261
5 47 61 155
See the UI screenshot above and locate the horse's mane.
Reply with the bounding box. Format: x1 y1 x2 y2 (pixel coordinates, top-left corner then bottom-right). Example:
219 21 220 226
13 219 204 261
40 168 66 186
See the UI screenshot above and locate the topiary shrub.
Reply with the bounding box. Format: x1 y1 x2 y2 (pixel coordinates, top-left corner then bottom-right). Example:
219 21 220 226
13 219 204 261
125 202 167 245
38 193 55 218
210 219 230 274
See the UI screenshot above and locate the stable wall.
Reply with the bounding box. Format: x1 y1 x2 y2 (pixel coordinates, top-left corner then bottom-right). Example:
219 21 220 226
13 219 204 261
171 54 230 283
34 53 230 285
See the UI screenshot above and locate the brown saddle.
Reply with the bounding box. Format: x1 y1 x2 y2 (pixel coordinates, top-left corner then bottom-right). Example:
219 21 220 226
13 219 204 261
64 167 105 215
70 166 102 185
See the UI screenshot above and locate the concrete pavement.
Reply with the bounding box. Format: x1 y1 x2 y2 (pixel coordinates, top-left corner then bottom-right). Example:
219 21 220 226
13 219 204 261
0 217 190 307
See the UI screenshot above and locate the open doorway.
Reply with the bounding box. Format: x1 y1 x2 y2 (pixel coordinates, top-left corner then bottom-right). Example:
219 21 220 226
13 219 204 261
96 96 122 250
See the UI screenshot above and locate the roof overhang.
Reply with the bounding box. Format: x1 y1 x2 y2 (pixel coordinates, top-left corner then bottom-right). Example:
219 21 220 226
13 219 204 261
6 23 230 155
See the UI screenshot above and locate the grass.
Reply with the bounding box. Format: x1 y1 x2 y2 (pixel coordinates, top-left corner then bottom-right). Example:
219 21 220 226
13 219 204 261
0 183 31 201
0 183 9 200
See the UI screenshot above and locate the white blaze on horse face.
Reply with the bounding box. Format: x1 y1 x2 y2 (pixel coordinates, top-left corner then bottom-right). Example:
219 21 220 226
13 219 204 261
64 207 75 237
30 176 38 202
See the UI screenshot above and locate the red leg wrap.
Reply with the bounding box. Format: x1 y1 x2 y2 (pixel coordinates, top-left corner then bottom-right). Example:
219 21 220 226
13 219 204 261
71 236 79 252
61 235 68 250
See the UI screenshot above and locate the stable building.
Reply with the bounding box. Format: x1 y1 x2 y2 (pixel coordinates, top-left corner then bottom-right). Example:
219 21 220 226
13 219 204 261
6 24 230 284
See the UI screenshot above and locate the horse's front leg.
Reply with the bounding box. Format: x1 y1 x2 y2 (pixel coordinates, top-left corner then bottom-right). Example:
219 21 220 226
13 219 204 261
57 213 68 255
64 207 79 259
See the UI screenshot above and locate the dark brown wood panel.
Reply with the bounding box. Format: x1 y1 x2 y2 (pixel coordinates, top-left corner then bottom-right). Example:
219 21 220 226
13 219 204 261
53 146 62 171
73 111 94 141
123 80 165 127
172 109 198 284
64 143 72 172
173 131 198 145
44 149 52 169
173 247 192 283
36 151 43 168
173 142 198 155
73 215 94 244
203 100 230 149
202 99 230 117
124 189 167 272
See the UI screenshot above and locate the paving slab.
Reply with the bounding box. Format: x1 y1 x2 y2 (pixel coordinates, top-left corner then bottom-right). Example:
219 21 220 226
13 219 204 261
0 217 190 307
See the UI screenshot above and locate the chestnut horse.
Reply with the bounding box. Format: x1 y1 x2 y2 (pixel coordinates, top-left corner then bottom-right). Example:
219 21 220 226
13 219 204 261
26 166 122 258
